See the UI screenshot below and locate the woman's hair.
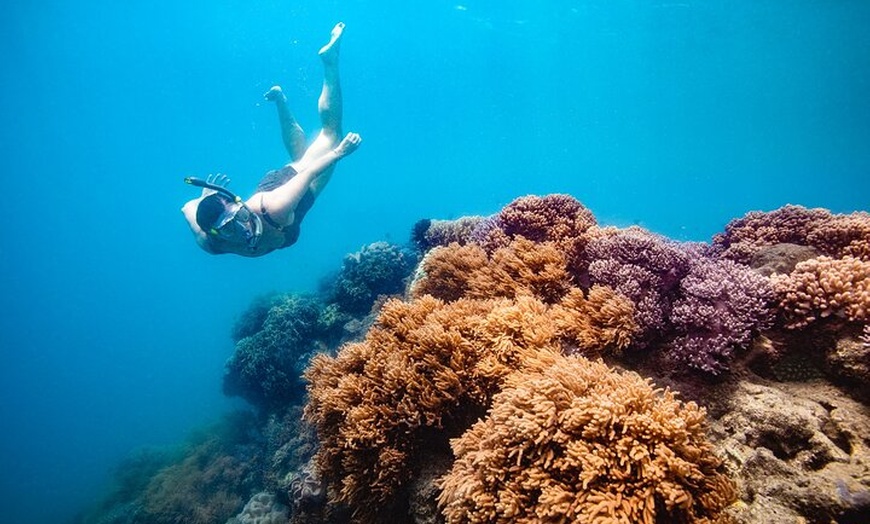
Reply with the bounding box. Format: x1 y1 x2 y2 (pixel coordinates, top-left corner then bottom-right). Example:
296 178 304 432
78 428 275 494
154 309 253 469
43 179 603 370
196 193 231 231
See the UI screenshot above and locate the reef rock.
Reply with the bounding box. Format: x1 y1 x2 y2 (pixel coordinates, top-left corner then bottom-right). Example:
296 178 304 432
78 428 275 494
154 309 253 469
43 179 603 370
709 379 870 523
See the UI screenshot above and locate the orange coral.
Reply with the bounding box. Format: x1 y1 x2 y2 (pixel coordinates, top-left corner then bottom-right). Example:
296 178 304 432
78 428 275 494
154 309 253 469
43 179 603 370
438 350 735 524
551 286 638 356
411 238 573 303
303 291 638 521
770 255 870 329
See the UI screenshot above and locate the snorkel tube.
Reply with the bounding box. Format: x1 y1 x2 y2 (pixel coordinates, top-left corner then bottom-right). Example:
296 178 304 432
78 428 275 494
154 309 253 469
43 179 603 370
185 176 243 202
185 176 263 249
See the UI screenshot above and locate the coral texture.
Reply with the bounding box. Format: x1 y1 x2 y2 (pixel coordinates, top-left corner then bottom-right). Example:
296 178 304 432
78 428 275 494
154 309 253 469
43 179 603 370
668 257 774 374
584 227 692 346
223 294 329 411
326 241 417 316
304 292 638 520
412 216 486 252
438 350 735 524
769 255 870 329
227 492 289 524
708 380 870 523
411 238 573 304
470 194 597 269
138 413 264 524
712 205 870 264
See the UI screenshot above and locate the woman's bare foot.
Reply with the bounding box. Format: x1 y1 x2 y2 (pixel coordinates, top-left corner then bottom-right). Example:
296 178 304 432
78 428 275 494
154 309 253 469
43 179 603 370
333 132 362 158
318 22 345 64
264 85 286 102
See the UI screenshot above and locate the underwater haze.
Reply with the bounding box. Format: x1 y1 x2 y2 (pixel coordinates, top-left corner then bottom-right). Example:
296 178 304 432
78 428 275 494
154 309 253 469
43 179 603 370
1 0 869 522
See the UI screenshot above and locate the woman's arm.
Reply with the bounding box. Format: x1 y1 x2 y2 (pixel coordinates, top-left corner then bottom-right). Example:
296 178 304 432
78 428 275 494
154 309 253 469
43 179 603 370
258 132 361 224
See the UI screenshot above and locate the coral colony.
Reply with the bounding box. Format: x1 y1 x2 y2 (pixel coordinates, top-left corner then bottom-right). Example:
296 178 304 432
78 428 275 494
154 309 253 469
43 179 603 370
79 195 870 524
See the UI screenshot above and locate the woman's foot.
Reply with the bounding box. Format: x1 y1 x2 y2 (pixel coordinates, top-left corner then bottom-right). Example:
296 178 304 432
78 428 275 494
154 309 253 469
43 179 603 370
318 22 345 64
264 85 286 102
333 132 362 158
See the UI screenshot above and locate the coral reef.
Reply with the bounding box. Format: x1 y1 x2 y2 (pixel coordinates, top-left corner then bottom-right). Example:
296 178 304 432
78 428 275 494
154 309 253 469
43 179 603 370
411 216 485 252
79 195 870 524
76 412 265 524
139 413 263 524
470 194 597 270
668 257 774 374
583 227 692 346
304 291 639 521
712 205 870 264
325 241 418 316
439 350 735 524
224 294 336 411
231 293 285 343
410 238 573 304
769 255 870 329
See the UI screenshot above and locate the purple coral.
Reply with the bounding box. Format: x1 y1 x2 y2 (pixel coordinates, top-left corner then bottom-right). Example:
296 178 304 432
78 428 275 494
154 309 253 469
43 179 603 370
584 227 691 346
669 258 774 374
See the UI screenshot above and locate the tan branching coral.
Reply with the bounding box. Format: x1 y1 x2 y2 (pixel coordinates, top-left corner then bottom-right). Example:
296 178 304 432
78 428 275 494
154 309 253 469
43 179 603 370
304 291 639 521
551 286 638 356
438 350 735 524
770 255 870 329
410 243 491 302
411 238 573 304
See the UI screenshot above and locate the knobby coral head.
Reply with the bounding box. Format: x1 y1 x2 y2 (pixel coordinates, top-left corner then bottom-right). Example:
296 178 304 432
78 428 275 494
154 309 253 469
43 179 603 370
770 255 870 329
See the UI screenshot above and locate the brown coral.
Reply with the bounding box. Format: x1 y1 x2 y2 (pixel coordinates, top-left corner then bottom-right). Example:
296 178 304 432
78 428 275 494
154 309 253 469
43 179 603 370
304 291 638 521
472 194 597 269
411 238 573 304
551 286 638 356
712 205 870 264
770 255 870 329
712 205 833 264
438 350 735 524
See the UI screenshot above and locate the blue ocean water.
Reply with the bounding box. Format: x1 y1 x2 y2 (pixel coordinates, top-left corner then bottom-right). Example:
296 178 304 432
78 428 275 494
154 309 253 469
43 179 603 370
1 1 868 522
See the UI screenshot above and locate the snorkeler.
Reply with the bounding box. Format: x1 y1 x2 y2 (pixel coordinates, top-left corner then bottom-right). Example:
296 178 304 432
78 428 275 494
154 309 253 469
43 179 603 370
182 22 362 257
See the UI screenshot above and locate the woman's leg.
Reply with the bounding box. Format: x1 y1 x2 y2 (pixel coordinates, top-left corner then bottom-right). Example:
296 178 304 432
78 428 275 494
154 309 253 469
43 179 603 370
293 22 345 197
265 85 307 162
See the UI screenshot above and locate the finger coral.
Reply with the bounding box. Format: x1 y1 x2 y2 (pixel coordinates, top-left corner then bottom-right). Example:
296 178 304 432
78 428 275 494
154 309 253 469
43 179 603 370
438 350 735 524
805 211 870 261
770 255 870 329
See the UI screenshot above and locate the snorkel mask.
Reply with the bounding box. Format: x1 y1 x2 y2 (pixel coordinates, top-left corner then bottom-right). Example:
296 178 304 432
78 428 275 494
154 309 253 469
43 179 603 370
185 176 263 250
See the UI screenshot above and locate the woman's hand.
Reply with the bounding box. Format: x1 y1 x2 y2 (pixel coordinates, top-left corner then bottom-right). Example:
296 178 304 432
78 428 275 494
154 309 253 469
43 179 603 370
200 173 231 197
